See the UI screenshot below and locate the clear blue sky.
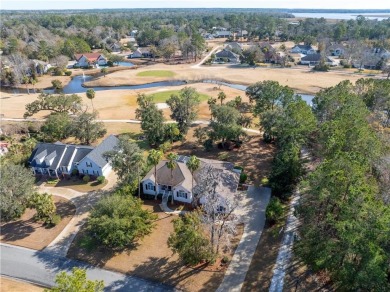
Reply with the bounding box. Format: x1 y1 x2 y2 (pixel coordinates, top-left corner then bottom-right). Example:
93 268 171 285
1 0 389 10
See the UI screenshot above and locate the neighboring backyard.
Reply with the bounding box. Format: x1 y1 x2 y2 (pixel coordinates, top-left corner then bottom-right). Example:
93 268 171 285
172 129 275 185
68 200 244 292
0 196 76 250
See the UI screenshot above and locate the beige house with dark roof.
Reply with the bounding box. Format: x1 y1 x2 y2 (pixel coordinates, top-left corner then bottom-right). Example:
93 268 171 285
141 156 240 204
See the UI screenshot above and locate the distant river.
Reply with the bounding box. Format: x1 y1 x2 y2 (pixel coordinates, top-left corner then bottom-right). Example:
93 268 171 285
292 13 390 20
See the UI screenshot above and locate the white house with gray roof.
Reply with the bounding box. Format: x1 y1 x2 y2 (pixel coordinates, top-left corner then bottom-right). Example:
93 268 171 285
77 135 119 177
141 156 240 204
290 44 316 55
28 135 119 178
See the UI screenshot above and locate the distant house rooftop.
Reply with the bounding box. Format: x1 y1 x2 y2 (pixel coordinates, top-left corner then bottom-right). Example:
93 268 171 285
74 53 104 62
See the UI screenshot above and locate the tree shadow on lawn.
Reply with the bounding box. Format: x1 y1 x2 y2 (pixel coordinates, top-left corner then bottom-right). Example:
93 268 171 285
0 218 36 242
55 199 76 218
129 256 223 291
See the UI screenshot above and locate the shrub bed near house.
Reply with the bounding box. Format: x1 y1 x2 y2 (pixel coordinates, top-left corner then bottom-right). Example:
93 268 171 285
47 178 60 185
239 172 248 184
261 177 269 186
83 175 90 183
97 176 105 184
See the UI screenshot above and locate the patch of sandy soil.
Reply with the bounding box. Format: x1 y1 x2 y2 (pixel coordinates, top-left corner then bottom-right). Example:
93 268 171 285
0 196 76 250
0 277 45 292
67 200 243 292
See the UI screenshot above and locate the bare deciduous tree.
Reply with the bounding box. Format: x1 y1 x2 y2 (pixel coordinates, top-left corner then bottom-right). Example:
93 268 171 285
7 53 29 85
50 55 69 70
195 164 241 254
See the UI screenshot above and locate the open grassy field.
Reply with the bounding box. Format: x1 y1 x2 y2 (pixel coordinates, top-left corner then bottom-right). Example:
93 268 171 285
136 70 176 77
149 89 210 103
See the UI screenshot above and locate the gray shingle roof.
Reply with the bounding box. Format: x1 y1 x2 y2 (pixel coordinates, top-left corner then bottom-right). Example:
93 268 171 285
82 135 119 168
216 49 240 59
143 160 187 187
296 45 314 50
28 143 67 169
28 142 94 169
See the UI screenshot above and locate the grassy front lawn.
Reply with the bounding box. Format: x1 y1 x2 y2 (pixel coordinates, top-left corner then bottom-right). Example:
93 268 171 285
149 90 210 103
45 177 107 193
136 70 176 77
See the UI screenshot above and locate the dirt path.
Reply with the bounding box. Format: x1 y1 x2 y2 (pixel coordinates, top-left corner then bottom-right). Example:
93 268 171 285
191 45 222 68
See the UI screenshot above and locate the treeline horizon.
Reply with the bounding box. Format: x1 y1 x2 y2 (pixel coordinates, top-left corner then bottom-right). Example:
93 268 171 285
2 8 390 14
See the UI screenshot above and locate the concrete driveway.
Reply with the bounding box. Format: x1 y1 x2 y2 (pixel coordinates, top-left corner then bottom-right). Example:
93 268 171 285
217 186 271 292
0 243 175 291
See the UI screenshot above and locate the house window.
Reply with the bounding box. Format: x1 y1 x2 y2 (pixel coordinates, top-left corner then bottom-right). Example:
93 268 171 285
177 190 187 199
145 183 155 191
86 162 92 167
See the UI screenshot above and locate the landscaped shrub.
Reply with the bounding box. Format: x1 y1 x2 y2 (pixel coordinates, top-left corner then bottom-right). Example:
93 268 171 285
97 176 105 184
203 138 213 151
72 169 79 176
218 152 229 161
47 214 61 226
261 177 269 186
83 175 90 183
233 166 244 172
266 197 284 225
65 71 72 76
47 178 59 185
53 67 64 76
313 63 330 72
239 172 248 184
28 192 58 225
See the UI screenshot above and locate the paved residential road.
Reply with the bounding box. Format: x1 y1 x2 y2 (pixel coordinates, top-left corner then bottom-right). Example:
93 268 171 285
0 243 175 291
